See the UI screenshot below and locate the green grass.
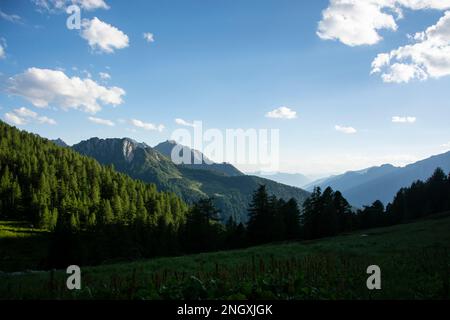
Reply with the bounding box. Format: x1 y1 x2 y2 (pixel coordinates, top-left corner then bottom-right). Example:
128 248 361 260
0 221 50 273
1 214 449 300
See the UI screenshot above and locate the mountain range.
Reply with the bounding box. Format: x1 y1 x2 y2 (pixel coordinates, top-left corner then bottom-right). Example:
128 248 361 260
305 151 450 207
71 138 310 222
250 172 312 189
57 135 450 213
51 138 69 148
154 141 244 177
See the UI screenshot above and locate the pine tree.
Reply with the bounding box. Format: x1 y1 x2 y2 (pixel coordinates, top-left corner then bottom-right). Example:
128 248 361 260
247 185 271 244
103 199 114 224
50 208 58 230
184 198 222 252
333 191 354 232
39 206 51 229
280 198 301 240
302 187 322 239
136 194 148 224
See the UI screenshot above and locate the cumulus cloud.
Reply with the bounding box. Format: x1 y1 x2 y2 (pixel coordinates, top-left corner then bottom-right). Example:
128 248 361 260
317 0 397 46
318 0 450 46
335 125 357 134
0 10 22 24
371 11 450 82
143 32 155 43
81 17 129 54
392 116 417 123
130 119 165 132
88 116 115 126
175 118 196 127
380 63 428 83
7 67 125 114
371 53 391 73
33 0 109 12
99 72 111 80
265 107 297 119
4 107 56 126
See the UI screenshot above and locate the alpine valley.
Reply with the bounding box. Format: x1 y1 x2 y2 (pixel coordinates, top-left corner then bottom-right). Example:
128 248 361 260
72 138 310 222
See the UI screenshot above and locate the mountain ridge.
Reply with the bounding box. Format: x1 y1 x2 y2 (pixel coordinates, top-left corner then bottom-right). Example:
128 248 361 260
51 138 69 148
306 152 450 207
72 137 310 222
250 172 312 189
154 140 244 177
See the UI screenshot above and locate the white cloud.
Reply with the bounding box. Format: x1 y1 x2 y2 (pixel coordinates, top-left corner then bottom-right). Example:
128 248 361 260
143 32 155 43
0 44 5 59
371 53 391 74
265 107 297 119
130 119 165 132
14 107 38 118
8 67 125 114
317 0 397 46
4 107 56 126
0 10 22 24
88 116 114 126
81 17 129 54
33 0 109 12
392 116 416 123
441 141 450 149
396 0 450 10
318 0 450 46
99 72 111 80
372 11 450 82
335 125 357 134
175 118 196 127
76 0 109 10
0 38 7 59
4 112 27 125
381 63 427 83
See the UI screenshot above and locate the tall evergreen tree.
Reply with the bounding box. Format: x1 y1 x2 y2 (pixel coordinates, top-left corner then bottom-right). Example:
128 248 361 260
279 198 301 240
247 185 272 244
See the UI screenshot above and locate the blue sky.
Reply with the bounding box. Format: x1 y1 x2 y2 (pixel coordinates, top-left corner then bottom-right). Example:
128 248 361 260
1 0 450 176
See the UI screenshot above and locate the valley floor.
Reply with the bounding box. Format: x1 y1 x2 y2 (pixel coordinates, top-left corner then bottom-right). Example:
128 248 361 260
1 213 450 300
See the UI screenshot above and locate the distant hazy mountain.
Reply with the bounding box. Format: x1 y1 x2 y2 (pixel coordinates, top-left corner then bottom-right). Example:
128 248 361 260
51 138 69 148
251 172 311 189
306 151 450 207
154 140 243 177
73 138 309 222
304 164 397 193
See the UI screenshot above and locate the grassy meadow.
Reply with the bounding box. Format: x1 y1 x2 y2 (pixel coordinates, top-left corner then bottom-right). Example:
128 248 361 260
1 213 449 300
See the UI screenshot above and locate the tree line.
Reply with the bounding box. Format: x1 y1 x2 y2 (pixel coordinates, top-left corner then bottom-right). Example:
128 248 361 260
242 167 450 244
1 121 449 268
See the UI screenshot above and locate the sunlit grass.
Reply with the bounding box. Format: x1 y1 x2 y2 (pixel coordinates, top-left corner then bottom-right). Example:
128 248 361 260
0 221 48 239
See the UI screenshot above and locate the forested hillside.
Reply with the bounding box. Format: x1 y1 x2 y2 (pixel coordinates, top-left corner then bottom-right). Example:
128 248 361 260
2 121 449 271
73 138 310 222
0 121 188 234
